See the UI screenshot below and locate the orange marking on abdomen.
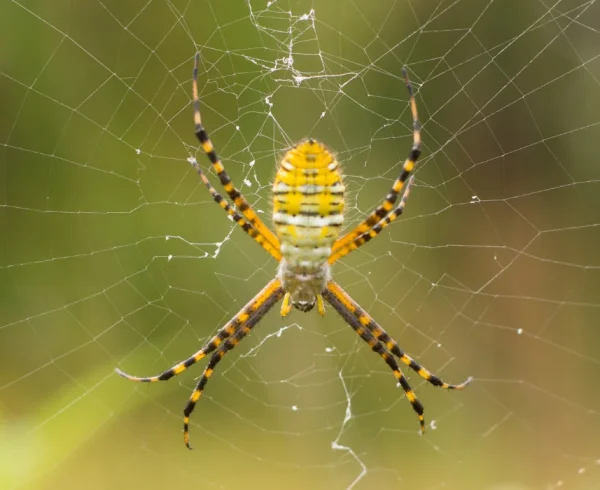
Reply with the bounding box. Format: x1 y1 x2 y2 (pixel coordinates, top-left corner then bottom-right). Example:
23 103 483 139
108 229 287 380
273 140 345 268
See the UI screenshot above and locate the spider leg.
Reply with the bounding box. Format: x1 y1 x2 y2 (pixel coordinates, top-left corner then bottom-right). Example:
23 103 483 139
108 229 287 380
115 279 283 383
323 283 426 433
190 160 282 261
328 176 415 264
183 282 284 449
192 53 281 254
324 281 472 390
331 66 420 256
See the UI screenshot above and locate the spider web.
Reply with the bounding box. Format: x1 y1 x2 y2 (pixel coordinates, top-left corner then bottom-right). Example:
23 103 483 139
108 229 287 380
2 0 600 488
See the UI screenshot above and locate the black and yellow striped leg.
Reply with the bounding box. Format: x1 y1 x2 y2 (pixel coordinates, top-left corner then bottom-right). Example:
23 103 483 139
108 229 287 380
323 285 426 433
192 53 281 254
183 283 285 448
331 66 421 257
190 159 282 261
328 176 415 265
324 281 473 390
115 279 284 383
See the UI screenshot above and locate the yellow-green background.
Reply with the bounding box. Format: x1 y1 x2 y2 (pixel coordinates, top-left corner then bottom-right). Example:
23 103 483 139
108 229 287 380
2 1 600 489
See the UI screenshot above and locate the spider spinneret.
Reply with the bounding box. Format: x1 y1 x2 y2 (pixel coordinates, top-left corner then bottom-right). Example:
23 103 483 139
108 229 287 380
116 53 473 449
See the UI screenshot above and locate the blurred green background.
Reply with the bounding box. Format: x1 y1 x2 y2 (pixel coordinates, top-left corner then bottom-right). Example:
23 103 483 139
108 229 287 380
2 0 600 489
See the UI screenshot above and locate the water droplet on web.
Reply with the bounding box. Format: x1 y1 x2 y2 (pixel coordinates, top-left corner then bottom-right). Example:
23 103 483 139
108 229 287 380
291 405 298 411
135 148 141 155
249 160 255 167
168 255 173 261
244 178 252 187
517 328 523 335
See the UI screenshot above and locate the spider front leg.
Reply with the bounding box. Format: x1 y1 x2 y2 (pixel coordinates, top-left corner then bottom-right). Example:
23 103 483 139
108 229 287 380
116 279 284 447
115 322 236 384
325 281 473 390
323 281 472 433
323 284 426 432
115 280 283 383
183 283 284 448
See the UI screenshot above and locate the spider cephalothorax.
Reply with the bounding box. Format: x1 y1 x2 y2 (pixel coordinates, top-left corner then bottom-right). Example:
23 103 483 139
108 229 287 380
116 53 472 449
277 259 331 313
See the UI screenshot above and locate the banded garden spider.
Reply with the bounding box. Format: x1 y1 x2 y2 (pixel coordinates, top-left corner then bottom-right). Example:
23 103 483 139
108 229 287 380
116 54 473 449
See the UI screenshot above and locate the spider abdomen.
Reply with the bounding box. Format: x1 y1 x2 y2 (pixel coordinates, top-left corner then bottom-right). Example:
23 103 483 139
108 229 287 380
272 139 345 271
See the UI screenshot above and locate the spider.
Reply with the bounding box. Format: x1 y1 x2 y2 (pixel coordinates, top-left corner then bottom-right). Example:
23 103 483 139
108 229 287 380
116 53 473 449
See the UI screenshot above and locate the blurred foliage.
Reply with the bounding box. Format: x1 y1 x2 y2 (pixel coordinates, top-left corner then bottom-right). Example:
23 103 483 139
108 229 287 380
2 1 600 489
